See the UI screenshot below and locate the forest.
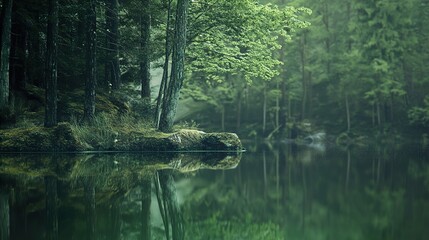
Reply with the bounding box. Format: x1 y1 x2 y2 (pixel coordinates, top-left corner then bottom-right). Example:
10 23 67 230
0 0 428 141
1 1 429 239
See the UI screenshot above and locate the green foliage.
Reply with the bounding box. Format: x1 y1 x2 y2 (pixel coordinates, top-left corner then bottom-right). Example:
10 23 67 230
187 0 310 83
408 96 429 127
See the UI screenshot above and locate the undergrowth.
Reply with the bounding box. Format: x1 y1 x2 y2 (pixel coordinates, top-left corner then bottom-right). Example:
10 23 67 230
70 113 154 149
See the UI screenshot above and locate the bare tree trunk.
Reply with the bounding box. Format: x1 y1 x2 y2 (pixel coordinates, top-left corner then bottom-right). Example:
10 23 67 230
140 0 151 100
275 81 279 128
159 0 189 132
28 10 43 87
105 0 121 90
345 94 350 132
376 101 381 126
236 92 242 131
45 0 59 127
390 95 394 123
84 0 97 122
10 17 27 92
155 0 173 127
221 105 225 131
300 32 307 120
322 2 331 77
262 86 267 134
0 0 13 109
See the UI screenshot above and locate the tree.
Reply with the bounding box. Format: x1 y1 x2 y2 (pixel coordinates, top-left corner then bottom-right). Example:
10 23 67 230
84 0 97 122
105 0 121 90
0 0 13 109
44 0 59 127
158 0 189 132
181 0 310 133
356 0 409 125
140 0 151 100
155 0 173 127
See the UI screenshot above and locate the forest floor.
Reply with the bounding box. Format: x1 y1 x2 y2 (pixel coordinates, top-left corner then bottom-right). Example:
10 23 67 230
0 84 243 152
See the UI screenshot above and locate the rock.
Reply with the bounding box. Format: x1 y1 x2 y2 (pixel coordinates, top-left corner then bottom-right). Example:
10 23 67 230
201 133 243 151
0 124 242 152
0 123 83 152
113 129 242 152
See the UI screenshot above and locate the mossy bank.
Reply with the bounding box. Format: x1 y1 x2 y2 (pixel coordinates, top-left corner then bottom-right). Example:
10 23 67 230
0 123 243 152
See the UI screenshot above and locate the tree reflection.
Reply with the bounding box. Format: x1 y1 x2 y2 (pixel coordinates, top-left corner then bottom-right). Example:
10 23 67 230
0 152 240 239
84 177 96 240
141 178 151 240
155 170 184 240
0 188 9 240
45 176 58 240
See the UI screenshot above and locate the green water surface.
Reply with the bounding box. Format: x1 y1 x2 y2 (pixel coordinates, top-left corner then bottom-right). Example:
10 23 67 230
1 141 428 240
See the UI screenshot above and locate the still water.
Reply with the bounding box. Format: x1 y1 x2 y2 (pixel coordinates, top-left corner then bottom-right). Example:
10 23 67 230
1 141 429 240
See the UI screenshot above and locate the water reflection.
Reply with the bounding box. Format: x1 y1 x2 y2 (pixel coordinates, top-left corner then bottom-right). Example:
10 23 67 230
0 188 9 240
155 170 184 240
1 142 429 239
0 152 241 240
181 141 429 240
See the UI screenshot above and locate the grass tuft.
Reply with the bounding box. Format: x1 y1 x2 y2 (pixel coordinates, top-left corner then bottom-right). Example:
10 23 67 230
70 112 156 150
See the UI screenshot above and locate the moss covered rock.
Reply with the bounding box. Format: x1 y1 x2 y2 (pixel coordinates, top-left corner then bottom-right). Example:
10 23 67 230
0 123 83 152
200 133 242 151
0 125 242 152
112 129 242 152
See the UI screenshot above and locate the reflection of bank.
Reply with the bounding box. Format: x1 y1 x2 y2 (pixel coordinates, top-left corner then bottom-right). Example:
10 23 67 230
0 152 241 240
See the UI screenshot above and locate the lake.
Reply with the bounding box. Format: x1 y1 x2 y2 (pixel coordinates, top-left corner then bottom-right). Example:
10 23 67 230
1 140 428 240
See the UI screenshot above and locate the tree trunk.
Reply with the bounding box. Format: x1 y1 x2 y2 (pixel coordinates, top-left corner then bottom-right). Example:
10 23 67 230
159 0 189 132
141 179 152 240
300 32 307 120
28 10 43 87
221 105 225 131
262 86 267 135
0 188 9 240
0 0 13 109
236 91 242 131
140 0 151 100
45 176 58 240
390 95 394 123
345 93 350 132
154 0 173 127
105 0 121 90
275 81 279 129
322 2 331 77
84 0 97 122
376 101 381 126
10 16 27 92
45 0 59 127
